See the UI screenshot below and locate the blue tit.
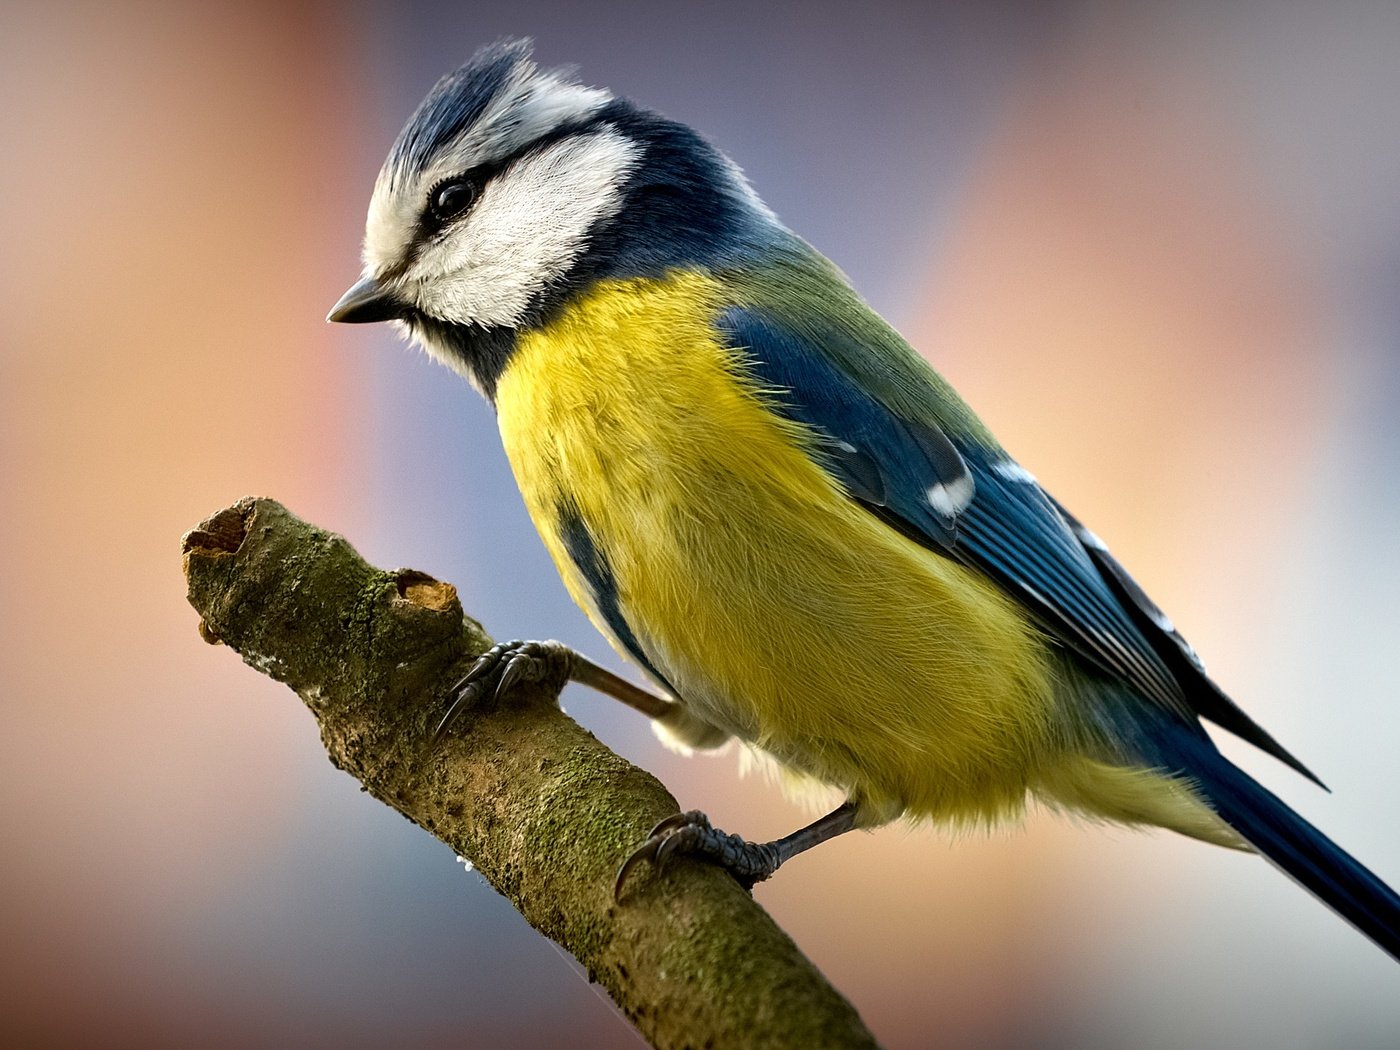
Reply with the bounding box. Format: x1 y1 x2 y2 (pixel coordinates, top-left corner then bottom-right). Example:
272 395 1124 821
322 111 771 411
329 39 1400 960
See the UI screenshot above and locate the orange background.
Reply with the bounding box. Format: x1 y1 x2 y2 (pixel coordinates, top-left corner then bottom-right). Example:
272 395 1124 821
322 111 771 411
4 2 1399 1046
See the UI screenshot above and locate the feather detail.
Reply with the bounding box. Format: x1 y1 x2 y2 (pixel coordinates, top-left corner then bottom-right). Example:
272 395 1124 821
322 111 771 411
495 270 1061 827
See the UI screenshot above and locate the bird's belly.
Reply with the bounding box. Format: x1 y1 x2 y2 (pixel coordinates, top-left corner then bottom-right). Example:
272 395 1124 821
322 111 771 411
496 275 1060 825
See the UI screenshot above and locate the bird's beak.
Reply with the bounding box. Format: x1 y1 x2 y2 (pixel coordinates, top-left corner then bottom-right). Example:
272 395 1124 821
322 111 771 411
327 275 405 324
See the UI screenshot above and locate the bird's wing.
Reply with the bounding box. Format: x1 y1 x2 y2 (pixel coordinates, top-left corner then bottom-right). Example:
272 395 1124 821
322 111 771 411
717 302 1320 783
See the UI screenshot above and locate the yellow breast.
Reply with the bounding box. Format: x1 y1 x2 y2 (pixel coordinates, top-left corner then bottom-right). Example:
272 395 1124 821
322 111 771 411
494 272 1061 826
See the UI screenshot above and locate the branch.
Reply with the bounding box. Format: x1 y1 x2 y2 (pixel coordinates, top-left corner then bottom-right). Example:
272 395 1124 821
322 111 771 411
181 498 877 1050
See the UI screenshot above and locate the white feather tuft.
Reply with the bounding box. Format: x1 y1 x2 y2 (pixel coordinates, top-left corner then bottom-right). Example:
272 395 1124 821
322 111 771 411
926 475 974 517
991 460 1038 485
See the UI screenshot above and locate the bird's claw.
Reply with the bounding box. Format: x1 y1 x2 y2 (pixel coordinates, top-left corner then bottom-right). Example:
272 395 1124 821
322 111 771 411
434 639 574 740
613 810 782 899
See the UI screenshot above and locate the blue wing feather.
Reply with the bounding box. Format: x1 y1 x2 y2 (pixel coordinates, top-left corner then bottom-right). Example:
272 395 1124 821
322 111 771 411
719 306 960 547
719 301 1390 955
1047 495 1322 785
719 304 1183 705
717 303 1320 782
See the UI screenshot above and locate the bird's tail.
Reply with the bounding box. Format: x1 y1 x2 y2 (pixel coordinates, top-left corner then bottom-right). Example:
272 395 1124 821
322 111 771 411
1138 716 1400 963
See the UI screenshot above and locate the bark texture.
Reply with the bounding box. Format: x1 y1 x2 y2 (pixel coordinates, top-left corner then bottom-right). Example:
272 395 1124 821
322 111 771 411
182 497 877 1050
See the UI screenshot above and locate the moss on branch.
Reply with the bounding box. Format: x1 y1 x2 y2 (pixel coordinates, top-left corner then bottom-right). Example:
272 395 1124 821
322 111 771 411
182 497 876 1050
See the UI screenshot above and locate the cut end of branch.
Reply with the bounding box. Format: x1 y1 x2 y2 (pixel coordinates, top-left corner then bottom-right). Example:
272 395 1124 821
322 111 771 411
181 498 256 558
395 569 461 615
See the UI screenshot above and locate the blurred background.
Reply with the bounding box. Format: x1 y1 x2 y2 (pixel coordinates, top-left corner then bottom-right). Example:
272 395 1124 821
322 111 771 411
4 0 1400 1046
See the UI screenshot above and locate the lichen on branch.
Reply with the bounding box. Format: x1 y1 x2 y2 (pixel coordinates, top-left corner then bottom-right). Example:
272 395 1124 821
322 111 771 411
182 497 876 1050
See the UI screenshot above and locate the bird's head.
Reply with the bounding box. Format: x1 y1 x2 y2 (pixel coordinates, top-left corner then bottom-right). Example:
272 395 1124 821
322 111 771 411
329 39 780 395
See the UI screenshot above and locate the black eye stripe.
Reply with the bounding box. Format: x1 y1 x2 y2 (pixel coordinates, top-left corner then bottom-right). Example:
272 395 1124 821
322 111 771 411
422 118 609 216
406 117 617 258
419 155 508 235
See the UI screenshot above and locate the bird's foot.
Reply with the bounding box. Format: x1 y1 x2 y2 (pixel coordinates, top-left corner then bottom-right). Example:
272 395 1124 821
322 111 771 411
614 810 782 899
435 639 574 739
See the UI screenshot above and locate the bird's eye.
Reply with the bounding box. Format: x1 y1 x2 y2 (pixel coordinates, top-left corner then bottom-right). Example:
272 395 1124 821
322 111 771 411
429 179 477 222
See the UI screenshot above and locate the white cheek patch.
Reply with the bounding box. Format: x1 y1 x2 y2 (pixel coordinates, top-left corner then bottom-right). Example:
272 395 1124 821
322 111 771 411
409 128 640 328
362 70 611 275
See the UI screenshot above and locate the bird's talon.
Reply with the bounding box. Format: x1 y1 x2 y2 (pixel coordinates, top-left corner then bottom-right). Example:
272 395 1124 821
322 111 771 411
653 832 687 872
436 639 574 739
646 809 709 839
613 839 664 900
614 810 777 900
495 657 525 699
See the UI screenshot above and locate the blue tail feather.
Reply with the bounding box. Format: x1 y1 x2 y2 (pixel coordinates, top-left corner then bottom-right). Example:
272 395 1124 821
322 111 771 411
1138 717 1400 962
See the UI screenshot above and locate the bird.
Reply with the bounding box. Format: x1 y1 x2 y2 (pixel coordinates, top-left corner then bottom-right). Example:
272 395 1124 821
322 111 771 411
329 39 1400 960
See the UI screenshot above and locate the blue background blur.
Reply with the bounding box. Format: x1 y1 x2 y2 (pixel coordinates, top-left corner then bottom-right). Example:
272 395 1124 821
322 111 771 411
4 1 1400 1046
